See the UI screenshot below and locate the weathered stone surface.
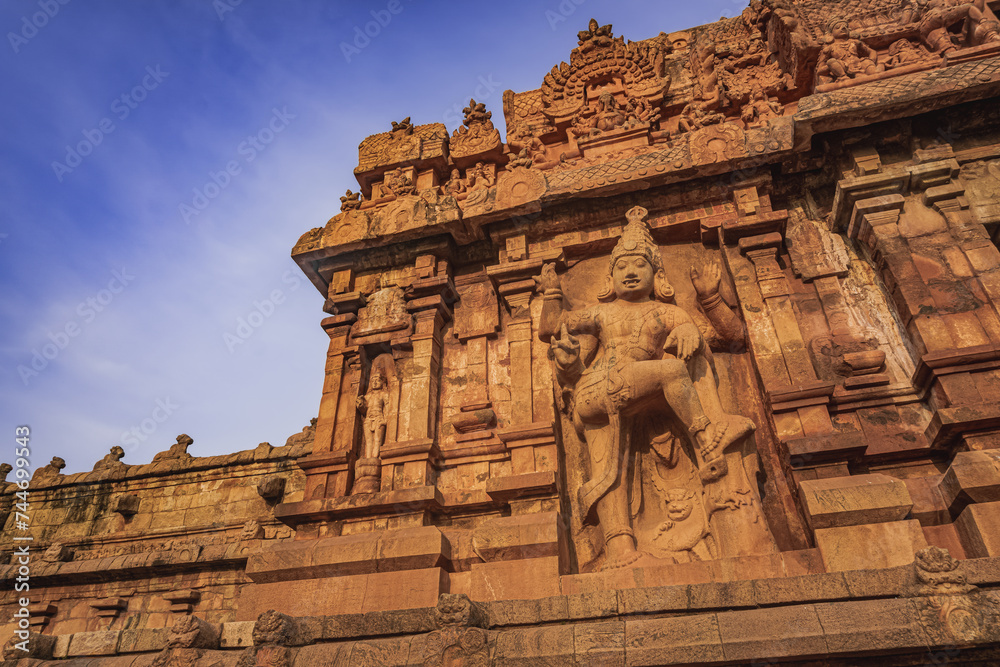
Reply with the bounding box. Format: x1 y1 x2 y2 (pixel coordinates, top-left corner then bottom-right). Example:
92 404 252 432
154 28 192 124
66 630 120 656
716 604 827 662
117 628 166 653
625 614 725 666
815 520 929 572
219 621 254 649
470 556 560 601
957 501 1000 557
470 511 562 562
752 572 850 605
939 450 1000 512
493 625 574 666
798 473 913 529
822 597 929 652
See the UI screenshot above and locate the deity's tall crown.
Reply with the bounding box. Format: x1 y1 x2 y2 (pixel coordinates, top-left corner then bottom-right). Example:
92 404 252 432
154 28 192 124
609 206 663 273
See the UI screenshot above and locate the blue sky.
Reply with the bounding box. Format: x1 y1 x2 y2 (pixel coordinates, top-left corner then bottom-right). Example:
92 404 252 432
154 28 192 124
0 0 744 475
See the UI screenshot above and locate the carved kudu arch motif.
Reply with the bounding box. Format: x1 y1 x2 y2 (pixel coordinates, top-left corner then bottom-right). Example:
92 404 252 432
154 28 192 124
540 20 670 124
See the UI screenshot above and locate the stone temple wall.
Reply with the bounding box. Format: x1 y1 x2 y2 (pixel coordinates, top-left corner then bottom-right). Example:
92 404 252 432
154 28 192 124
5 1 1000 664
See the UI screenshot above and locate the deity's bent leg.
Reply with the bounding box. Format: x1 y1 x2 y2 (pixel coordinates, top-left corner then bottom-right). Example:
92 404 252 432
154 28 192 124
621 359 710 432
623 359 753 479
688 354 725 423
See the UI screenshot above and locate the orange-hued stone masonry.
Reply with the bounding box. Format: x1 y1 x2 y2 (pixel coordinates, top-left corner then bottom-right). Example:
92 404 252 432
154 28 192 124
6 2 1000 663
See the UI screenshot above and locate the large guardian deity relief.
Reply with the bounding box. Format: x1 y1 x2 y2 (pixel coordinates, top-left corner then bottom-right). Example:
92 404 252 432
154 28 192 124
535 207 776 571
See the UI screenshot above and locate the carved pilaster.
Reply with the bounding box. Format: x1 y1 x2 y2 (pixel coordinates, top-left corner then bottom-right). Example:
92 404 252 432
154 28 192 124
299 313 360 501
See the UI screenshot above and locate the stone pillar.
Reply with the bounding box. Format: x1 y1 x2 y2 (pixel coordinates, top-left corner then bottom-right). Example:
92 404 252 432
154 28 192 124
488 246 559 476
299 312 361 501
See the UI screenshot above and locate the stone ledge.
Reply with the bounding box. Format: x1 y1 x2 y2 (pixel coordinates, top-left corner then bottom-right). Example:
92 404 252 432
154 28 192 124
245 526 449 583
798 474 913 530
0 541 252 586
20 584 1000 666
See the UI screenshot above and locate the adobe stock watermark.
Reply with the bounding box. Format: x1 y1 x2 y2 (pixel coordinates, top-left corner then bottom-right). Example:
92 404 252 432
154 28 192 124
17 267 135 385
340 0 405 63
120 398 181 452
10 425 33 654
223 270 302 353
7 0 71 54
213 0 243 21
442 75 503 127
178 106 295 224
51 65 170 182
545 0 587 31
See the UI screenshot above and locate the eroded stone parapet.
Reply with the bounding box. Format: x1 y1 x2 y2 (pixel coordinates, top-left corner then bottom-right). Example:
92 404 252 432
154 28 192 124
798 473 913 530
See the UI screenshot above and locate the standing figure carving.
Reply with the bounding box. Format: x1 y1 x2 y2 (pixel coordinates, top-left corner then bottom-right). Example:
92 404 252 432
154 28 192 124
535 206 764 570
353 354 394 494
357 366 389 461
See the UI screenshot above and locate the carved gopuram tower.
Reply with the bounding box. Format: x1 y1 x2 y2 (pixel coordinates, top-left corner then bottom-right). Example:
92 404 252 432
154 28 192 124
7 3 1000 665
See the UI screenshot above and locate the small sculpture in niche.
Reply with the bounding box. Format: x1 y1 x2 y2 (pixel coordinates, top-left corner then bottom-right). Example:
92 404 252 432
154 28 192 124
383 167 415 197
535 206 758 569
340 189 362 212
816 20 884 85
353 354 395 494
507 123 551 169
885 39 933 69
466 161 495 190
677 101 723 134
357 366 389 461
445 167 467 197
903 0 1000 54
740 90 782 127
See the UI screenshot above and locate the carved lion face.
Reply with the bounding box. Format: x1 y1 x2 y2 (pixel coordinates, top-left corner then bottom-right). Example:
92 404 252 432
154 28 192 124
665 499 694 521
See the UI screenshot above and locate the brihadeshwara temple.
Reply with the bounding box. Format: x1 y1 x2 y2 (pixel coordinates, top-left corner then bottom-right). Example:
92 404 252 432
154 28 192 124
7 2 1000 664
